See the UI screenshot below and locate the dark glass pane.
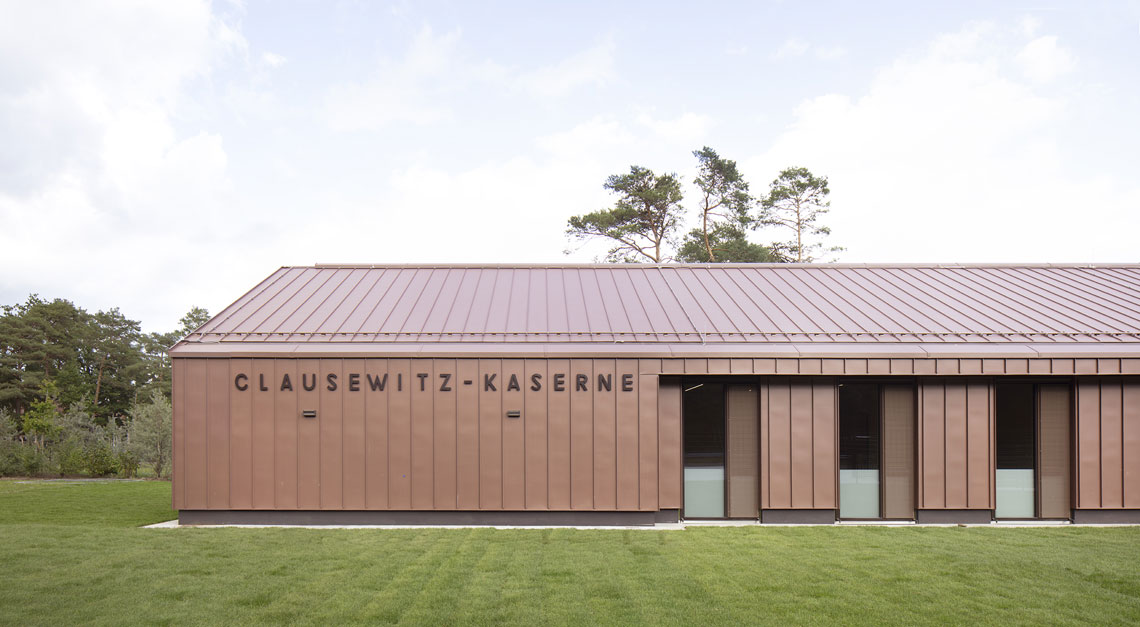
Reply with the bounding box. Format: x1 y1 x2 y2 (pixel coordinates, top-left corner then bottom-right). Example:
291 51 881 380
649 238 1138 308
839 383 880 471
683 382 725 467
996 384 1035 469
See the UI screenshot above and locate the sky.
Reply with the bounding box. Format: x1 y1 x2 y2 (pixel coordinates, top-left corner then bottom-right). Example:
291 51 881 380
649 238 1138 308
2 0 1139 334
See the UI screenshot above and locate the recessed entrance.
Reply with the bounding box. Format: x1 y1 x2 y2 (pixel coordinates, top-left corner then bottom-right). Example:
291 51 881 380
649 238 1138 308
682 382 725 518
995 383 1071 519
839 383 915 520
681 381 760 519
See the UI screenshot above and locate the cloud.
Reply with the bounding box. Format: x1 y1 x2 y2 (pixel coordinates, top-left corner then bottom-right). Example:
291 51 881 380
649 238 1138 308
0 0 244 330
745 20 1138 263
515 40 616 98
634 112 712 144
814 46 847 61
261 51 287 68
323 26 462 131
774 38 810 59
323 29 618 132
773 38 846 61
1016 36 1076 83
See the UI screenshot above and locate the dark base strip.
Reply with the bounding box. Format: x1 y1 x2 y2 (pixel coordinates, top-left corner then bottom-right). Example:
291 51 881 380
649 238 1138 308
1072 509 1140 524
178 509 661 527
760 509 836 524
916 509 993 524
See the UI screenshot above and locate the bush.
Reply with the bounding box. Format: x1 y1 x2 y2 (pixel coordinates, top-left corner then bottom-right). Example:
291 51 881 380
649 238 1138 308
56 441 87 476
117 450 139 478
84 445 119 477
129 391 172 479
0 411 19 475
19 446 48 476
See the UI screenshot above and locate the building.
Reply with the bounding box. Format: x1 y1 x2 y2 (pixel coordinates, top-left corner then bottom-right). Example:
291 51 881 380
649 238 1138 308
169 264 1140 525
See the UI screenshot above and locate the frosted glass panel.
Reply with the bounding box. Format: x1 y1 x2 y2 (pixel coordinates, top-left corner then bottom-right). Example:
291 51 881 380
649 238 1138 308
840 469 880 518
684 466 724 518
996 469 1035 518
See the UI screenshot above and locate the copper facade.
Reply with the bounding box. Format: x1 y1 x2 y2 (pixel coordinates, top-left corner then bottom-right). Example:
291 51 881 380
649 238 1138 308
171 264 1140 523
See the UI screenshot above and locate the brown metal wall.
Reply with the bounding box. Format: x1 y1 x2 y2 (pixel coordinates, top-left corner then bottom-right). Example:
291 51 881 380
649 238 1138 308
173 354 1140 515
173 358 671 512
882 385 916 519
917 381 994 510
726 384 760 518
1037 384 1071 518
760 379 837 510
1075 380 1140 509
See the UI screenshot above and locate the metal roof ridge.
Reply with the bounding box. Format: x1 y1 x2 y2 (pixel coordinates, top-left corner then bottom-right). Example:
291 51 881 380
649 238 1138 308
307 262 1140 270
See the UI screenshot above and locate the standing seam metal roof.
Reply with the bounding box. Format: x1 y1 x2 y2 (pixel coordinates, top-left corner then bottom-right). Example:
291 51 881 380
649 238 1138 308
178 264 1140 347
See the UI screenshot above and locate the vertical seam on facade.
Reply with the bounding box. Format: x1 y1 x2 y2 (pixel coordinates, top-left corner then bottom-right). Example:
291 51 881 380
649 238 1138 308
965 383 970 509
1099 382 1104 508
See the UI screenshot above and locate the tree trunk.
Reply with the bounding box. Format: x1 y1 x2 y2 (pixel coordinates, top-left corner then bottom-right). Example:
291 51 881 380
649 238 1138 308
93 356 106 408
703 208 715 262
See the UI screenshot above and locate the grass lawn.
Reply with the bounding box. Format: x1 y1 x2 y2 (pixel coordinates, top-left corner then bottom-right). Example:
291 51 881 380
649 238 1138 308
1 480 1139 625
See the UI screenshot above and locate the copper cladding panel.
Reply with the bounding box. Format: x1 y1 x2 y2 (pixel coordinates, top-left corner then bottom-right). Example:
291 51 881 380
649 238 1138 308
502 359 526 510
790 384 814 508
726 384 759 518
547 359 572 510
296 359 320 509
1038 384 1071 518
172 360 185 509
656 377 681 509
388 360 412 509
1076 382 1101 507
342 358 367 510
434 359 458 509
1100 383 1124 508
251 360 275 509
1076 381 1140 509
478 359 503 509
882 385 916 519
183 359 207 509
365 358 390 509
570 359 593 509
206 359 230 509
592 359 617 510
227 359 252 509
455 359 479 509
761 380 837 509
1126 384 1140 508
524 359 548 509
811 383 837 508
766 383 792 508
273 359 297 508
411 359 435 510
918 381 994 510
616 359 640 510
966 383 992 509
319 359 343 509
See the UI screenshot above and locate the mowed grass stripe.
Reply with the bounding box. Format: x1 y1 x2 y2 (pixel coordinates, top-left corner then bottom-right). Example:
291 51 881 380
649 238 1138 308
1 480 1140 626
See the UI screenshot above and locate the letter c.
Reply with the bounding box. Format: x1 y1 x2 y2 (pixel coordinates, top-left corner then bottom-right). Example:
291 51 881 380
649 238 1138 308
234 373 249 391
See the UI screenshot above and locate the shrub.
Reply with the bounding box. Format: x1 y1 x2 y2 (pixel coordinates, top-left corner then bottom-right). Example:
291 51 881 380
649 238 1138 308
84 444 119 477
0 410 19 475
129 391 172 479
19 446 48 476
117 450 139 478
56 441 87 476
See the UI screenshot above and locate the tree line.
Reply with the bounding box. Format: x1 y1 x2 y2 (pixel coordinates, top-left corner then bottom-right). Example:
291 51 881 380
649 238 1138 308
566 148 840 263
0 296 209 478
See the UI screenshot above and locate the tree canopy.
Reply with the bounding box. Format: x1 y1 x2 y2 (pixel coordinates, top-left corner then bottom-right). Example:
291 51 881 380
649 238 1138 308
566 166 684 262
567 149 834 264
759 166 842 262
0 296 208 423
